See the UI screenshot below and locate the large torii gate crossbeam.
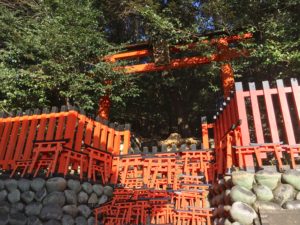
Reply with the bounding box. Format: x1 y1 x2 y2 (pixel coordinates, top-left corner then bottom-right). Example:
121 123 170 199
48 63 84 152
99 32 253 119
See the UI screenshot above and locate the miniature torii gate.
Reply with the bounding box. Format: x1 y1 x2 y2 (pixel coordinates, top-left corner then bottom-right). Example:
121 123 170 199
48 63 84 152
99 32 253 119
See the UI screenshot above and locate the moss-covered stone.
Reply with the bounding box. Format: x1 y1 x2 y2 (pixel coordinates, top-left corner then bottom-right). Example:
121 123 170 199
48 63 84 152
230 202 257 225
282 170 300 191
230 185 256 205
273 184 295 206
232 171 254 190
253 184 273 201
255 170 281 190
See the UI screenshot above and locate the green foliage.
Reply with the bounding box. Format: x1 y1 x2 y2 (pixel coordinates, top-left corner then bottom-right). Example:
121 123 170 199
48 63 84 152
0 0 299 138
0 0 138 114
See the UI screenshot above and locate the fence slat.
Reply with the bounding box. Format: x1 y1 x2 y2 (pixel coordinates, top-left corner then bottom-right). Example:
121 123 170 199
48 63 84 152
74 115 86 151
93 121 101 149
64 111 77 149
235 83 250 145
36 112 48 141
14 119 30 161
291 78 300 125
55 114 66 140
249 82 265 143
0 117 5 139
23 115 39 160
276 79 296 145
107 127 115 153
0 120 13 163
219 109 224 138
123 126 131 154
5 118 21 164
262 81 280 143
46 111 57 140
100 124 108 150
235 82 254 168
84 119 94 146
201 117 209 149
113 131 121 155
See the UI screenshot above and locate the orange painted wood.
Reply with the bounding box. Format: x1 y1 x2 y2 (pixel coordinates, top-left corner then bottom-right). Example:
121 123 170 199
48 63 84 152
107 127 115 153
201 117 209 149
224 103 231 133
291 78 300 125
235 82 250 145
221 63 234 98
45 113 57 140
74 115 86 151
5 117 21 164
93 121 101 149
64 111 78 149
55 113 66 140
0 117 5 138
106 33 252 63
262 81 280 143
249 82 265 144
277 79 296 145
113 131 121 155
123 129 131 154
84 119 94 146
23 114 39 160
100 123 108 150
235 82 254 168
36 113 48 141
0 120 13 163
14 118 30 161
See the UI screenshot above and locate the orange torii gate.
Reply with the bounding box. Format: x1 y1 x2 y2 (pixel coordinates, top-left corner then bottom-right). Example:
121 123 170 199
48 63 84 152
99 32 253 119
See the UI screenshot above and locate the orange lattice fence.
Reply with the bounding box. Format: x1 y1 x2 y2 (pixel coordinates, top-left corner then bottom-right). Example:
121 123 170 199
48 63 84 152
213 78 300 175
0 106 130 182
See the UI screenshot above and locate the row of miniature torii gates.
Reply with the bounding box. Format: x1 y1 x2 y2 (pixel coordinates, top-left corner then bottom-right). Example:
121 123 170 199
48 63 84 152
98 32 253 119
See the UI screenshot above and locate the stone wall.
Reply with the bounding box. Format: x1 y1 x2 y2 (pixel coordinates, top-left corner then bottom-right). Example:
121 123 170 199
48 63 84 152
0 177 113 225
211 169 300 225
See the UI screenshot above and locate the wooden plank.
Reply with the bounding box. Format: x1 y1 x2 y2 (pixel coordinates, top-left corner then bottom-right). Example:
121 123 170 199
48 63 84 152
249 82 265 143
219 108 225 139
100 123 109 150
36 110 48 141
276 79 296 145
0 119 13 169
64 111 78 149
223 103 230 133
93 120 101 149
262 81 280 143
201 117 209 149
113 131 121 155
235 82 254 169
235 82 250 145
74 115 86 151
55 113 66 140
84 119 94 146
107 126 115 153
0 115 6 138
45 107 58 140
291 78 300 126
123 124 131 154
5 117 21 163
14 118 30 161
23 114 39 160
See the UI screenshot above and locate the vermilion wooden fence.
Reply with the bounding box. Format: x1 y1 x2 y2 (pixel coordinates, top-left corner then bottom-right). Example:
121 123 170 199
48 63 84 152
214 78 300 174
0 106 130 176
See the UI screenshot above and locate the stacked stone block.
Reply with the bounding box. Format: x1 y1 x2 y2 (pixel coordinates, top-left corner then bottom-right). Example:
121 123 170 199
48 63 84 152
0 177 113 225
211 169 300 225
